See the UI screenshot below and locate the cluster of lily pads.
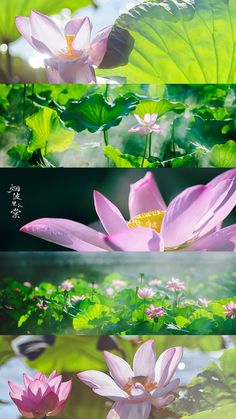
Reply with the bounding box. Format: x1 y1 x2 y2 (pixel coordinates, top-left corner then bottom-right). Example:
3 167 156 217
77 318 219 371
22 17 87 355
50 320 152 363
1 83 236 168
1 272 236 335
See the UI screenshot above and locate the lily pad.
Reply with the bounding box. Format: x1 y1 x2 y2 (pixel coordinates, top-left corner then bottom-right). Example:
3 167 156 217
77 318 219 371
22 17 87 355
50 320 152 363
61 94 139 133
209 140 236 168
26 107 75 155
100 0 236 83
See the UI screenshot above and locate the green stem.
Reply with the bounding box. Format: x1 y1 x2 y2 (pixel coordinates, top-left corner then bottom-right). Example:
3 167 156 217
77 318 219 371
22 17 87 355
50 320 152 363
141 135 148 167
140 273 144 287
103 130 109 146
91 0 98 8
91 282 95 302
148 133 152 158
233 319 236 335
142 300 146 321
22 84 26 120
171 122 176 157
103 130 110 167
6 44 13 81
134 286 139 322
104 83 109 100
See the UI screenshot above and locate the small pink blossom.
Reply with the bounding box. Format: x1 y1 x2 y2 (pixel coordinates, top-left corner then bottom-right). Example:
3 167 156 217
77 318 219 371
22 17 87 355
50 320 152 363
106 287 115 296
14 288 21 293
198 298 211 307
111 279 127 290
37 300 48 310
223 301 236 319
9 370 72 418
145 304 165 320
166 278 185 292
137 287 156 299
78 340 183 419
180 302 187 307
5 305 14 310
148 279 162 287
71 295 86 302
129 113 162 136
23 281 32 287
61 280 74 291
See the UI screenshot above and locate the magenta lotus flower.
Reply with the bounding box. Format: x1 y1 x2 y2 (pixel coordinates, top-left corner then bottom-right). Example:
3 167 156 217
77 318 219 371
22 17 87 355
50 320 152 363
129 114 162 136
37 300 48 310
60 280 74 291
71 295 86 302
15 11 111 83
166 278 185 292
78 340 183 419
137 287 156 299
9 370 72 418
20 169 236 252
198 298 210 307
223 301 236 319
145 305 165 320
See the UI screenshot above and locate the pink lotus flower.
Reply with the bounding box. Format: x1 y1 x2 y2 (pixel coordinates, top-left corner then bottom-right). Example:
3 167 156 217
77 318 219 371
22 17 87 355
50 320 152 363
24 282 32 287
166 278 185 292
223 301 236 319
78 340 183 419
112 279 127 290
37 300 48 310
20 170 236 252
60 280 74 291
15 11 111 83
129 114 162 136
9 370 72 418
145 305 165 320
137 287 156 299
106 287 115 296
148 279 162 287
71 295 86 302
198 298 211 307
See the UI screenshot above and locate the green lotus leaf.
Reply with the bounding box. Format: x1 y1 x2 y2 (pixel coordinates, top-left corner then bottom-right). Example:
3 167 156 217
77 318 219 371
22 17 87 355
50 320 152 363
62 94 139 133
181 404 236 419
210 140 236 168
26 107 75 155
99 0 236 83
134 99 185 118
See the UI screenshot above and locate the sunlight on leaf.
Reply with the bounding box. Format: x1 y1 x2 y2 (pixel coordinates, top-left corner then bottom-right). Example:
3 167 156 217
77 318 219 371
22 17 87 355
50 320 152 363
100 0 236 83
26 107 75 155
210 140 236 168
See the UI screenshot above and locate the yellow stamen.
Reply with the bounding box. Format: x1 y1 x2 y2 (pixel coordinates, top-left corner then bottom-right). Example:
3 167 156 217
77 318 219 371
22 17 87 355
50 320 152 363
128 210 166 233
66 34 75 56
123 376 157 395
